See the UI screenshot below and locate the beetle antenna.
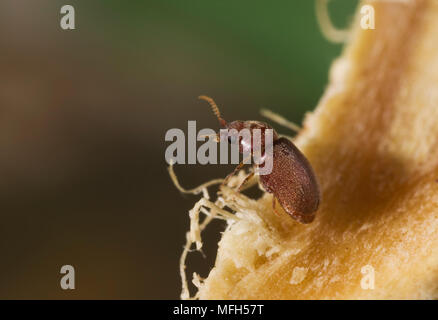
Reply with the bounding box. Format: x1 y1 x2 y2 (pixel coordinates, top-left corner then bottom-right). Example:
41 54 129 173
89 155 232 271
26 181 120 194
198 95 227 127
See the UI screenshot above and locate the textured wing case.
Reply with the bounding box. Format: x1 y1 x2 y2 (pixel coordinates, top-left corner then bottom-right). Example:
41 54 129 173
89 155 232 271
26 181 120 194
259 138 320 223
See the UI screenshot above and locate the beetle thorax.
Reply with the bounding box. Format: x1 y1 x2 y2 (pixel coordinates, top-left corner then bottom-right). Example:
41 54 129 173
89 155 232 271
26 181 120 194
225 120 278 155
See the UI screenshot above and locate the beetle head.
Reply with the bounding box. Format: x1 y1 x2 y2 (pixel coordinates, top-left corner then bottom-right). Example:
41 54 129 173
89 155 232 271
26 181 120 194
198 95 278 155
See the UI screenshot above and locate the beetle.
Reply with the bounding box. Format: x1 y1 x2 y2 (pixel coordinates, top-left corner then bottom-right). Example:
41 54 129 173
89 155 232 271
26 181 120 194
198 95 320 224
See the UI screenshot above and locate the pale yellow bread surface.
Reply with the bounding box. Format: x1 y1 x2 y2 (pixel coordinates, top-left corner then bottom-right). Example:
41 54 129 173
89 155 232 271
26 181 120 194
198 0 438 299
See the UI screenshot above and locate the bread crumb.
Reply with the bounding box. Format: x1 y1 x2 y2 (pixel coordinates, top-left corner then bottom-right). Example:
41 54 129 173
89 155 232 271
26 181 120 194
289 267 308 285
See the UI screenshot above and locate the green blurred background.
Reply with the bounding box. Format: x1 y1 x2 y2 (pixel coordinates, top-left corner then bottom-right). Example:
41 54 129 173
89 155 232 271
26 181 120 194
0 0 358 298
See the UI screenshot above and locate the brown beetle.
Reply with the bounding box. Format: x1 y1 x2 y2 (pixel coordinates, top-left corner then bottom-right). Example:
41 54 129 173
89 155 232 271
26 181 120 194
199 95 320 224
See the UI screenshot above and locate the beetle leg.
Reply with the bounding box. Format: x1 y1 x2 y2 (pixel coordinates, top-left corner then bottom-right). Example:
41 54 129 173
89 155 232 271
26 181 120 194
237 171 255 192
222 155 252 187
272 196 280 216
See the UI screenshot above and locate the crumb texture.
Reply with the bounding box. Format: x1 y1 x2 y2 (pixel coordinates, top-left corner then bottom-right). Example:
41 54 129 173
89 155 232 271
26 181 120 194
198 0 438 299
